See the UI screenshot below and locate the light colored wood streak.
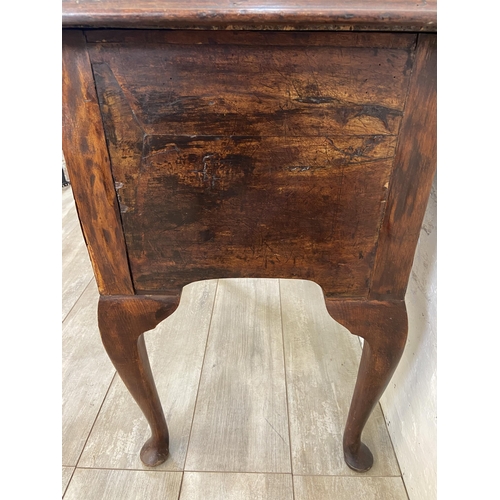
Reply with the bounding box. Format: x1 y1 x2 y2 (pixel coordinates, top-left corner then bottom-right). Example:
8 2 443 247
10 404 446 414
185 278 291 473
63 30 134 295
279 279 400 476
294 475 408 500
62 280 116 466
180 472 293 500
62 467 74 496
63 469 182 500
78 279 218 470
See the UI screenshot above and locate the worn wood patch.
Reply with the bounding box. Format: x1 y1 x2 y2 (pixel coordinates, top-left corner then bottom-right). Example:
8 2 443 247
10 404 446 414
369 34 437 300
64 1 436 31
85 30 417 49
117 134 393 295
89 33 414 137
62 30 134 295
88 30 416 297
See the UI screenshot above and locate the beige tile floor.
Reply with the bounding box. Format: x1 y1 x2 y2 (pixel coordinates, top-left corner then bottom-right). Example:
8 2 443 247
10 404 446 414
62 185 409 499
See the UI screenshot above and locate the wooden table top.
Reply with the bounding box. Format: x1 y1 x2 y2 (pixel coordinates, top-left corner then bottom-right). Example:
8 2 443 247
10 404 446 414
62 0 437 31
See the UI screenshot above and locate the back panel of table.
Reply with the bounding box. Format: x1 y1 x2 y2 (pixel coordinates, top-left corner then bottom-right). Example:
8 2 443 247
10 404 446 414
86 31 417 297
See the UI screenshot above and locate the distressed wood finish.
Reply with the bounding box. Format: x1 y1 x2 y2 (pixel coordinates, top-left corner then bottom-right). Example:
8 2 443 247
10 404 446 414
97 294 180 466
62 30 134 295
326 299 408 471
370 34 437 300
280 279 400 476
88 31 416 297
79 280 218 471
63 0 437 31
62 3 436 473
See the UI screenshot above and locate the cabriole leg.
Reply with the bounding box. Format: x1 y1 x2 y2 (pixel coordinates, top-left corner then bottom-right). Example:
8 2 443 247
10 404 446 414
97 294 180 466
326 300 408 472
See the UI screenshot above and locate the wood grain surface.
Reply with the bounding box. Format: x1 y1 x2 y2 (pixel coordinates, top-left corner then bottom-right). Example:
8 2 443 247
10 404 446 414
63 0 437 31
280 279 400 475
88 30 416 298
185 279 291 473
369 34 437 300
62 30 134 295
78 280 218 470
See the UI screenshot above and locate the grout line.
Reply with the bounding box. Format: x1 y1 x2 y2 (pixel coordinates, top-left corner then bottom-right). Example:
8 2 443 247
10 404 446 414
69 466 401 478
62 276 94 324
177 471 185 500
62 467 76 499
181 279 220 470
71 466 182 473
278 279 296 500
378 402 411 499
291 472 402 478
181 469 295 476
73 371 118 469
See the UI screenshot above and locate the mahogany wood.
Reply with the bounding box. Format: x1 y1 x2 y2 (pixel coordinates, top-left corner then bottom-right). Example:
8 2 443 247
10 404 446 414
62 30 134 296
97 294 180 466
369 34 437 300
62 2 436 472
63 0 437 31
87 31 416 297
326 299 408 471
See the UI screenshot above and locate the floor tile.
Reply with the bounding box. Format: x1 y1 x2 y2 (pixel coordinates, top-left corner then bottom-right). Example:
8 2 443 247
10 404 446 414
280 279 400 476
62 280 115 466
62 185 76 221
78 279 218 470
62 467 74 496
294 475 408 500
62 188 94 320
63 468 182 500
185 279 291 473
180 472 293 500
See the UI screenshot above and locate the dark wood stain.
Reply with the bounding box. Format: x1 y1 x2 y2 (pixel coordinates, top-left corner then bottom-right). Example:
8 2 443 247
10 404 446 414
98 294 180 466
63 0 437 31
369 34 437 300
89 30 416 297
62 17 436 473
326 298 408 471
88 33 415 138
62 30 134 295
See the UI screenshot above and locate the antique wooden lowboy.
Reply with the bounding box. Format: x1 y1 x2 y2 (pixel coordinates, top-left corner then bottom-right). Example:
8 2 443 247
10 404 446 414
62 0 436 472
